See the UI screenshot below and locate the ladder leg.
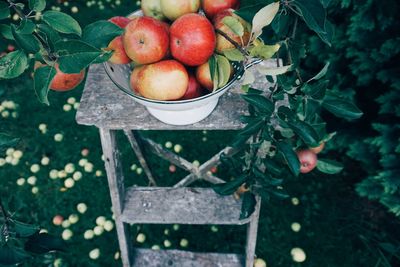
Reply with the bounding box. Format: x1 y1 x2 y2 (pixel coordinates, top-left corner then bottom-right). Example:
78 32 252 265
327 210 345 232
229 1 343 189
100 129 133 267
245 196 261 267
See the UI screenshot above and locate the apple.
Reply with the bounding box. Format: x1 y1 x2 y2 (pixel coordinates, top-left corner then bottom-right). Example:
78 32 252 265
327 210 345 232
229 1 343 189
214 9 251 53
123 17 169 65
108 16 131 28
202 0 239 19
50 64 85 91
141 0 166 20
107 17 131 64
53 215 64 226
170 13 216 66
296 149 317 174
107 36 131 64
195 61 213 91
181 73 204 100
310 142 325 154
130 59 189 100
160 0 200 21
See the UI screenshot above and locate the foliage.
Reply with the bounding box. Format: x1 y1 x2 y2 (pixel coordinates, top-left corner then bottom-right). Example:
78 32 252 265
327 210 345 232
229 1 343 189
302 0 400 218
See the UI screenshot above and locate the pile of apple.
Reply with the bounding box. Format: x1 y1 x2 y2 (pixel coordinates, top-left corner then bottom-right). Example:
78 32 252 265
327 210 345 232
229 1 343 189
107 0 248 101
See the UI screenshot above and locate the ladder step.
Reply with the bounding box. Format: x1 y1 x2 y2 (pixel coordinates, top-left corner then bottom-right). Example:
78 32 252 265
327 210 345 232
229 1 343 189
121 187 251 225
131 248 244 267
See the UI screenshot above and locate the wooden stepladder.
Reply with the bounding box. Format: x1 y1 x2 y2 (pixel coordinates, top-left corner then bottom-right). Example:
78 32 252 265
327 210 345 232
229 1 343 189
76 64 272 267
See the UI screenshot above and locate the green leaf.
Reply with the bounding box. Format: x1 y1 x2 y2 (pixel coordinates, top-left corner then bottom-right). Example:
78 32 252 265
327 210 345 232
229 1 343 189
11 25 40 54
256 64 292 76
276 141 300 176
320 0 331 9
42 11 82 36
82 20 123 49
17 19 36 34
307 62 330 82
242 94 274 114
304 98 321 120
215 54 231 88
36 24 61 51
249 44 280 59
0 50 29 79
10 219 40 238
25 233 67 254
0 1 9 20
56 40 104 73
222 16 244 37
301 80 328 99
223 48 245 61
208 55 217 88
240 192 257 219
29 0 46 12
317 159 343 174
294 0 327 42
317 19 334 46
34 66 57 105
213 175 249 196
0 24 13 40
251 2 280 37
238 117 264 136
0 245 31 265
0 133 19 152
322 96 363 120
288 120 319 146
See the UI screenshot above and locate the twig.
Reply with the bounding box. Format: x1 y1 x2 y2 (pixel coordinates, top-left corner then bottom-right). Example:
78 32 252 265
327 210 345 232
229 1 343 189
215 28 249 56
0 197 10 242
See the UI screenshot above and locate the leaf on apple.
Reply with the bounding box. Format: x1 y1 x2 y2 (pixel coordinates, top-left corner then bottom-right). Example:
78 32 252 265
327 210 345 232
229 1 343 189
256 64 292 76
215 55 231 89
223 48 245 62
251 2 280 39
249 43 280 59
222 16 244 37
33 65 57 105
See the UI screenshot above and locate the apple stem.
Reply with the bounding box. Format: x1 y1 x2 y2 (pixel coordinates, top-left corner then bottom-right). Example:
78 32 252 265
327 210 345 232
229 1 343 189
215 28 249 56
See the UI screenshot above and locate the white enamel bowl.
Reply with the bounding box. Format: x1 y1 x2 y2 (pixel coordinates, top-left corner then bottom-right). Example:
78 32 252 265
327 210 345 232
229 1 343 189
103 10 259 125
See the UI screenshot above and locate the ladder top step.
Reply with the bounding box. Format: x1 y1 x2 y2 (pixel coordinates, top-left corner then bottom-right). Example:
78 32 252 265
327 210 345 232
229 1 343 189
131 248 244 267
121 187 252 225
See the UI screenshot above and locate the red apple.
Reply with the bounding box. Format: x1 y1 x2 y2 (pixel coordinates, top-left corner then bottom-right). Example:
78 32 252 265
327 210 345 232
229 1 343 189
181 73 204 99
50 64 85 91
160 0 200 21
296 149 317 174
202 0 239 19
195 61 213 91
123 17 169 65
53 215 64 226
170 13 216 66
214 9 251 53
107 17 131 64
107 36 131 64
109 16 131 28
130 60 189 100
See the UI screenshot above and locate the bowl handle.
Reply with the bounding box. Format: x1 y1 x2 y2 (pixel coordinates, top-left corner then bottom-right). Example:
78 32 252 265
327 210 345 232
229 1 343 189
244 58 264 69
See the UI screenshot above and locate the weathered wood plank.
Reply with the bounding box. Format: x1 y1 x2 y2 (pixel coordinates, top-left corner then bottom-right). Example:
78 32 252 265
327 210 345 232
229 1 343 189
245 195 261 267
76 63 274 130
121 187 252 225
99 129 133 267
131 248 244 267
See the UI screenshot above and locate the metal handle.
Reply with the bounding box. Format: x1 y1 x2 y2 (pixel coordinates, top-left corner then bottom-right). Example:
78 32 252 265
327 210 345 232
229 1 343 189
244 58 263 70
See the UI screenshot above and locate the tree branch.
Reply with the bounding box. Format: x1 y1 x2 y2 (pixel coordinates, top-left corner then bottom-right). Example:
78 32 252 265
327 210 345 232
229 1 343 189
215 28 249 56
